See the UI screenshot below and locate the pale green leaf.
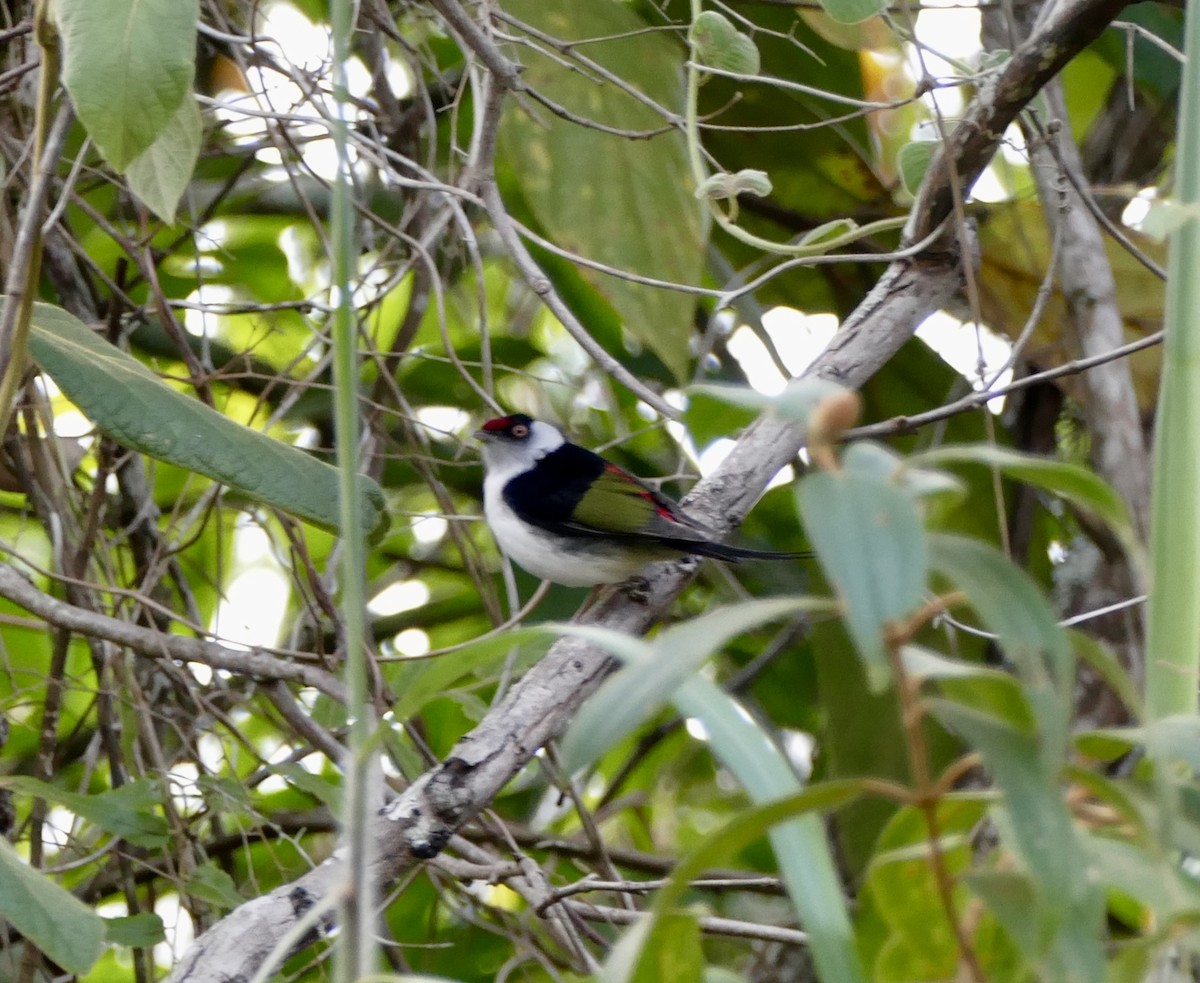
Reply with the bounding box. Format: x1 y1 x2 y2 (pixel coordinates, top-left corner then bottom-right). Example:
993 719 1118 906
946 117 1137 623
929 699 1105 982
57 0 199 169
896 140 939 196
565 619 864 983
561 598 837 771
1141 199 1200 241
0 838 106 974
689 11 761 76
927 533 1073 756
499 1 706 381
796 471 927 690
1 776 169 848
104 913 167 948
695 169 773 200
126 92 202 223
911 445 1139 561
11 300 388 538
798 217 858 246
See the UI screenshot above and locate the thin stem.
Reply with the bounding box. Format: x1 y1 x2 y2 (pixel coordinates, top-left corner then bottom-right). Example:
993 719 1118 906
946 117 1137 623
1144 0 1200 720
330 1 379 980
0 5 70 439
887 643 989 983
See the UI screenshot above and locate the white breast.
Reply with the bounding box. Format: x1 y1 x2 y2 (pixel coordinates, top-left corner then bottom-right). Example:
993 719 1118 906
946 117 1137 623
482 475 653 587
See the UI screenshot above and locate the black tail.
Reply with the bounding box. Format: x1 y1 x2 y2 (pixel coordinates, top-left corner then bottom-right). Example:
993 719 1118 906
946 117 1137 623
658 537 812 562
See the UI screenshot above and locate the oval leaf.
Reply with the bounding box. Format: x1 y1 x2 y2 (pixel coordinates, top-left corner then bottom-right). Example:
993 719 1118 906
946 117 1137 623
126 92 202 223
57 0 200 169
689 11 761 76
16 300 387 538
0 838 105 974
796 471 927 690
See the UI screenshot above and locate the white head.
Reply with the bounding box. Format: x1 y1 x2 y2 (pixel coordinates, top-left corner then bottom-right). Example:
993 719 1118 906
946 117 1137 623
476 414 565 481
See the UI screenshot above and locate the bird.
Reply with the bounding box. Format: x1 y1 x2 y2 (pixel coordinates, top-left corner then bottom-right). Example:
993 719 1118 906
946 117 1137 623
476 413 807 587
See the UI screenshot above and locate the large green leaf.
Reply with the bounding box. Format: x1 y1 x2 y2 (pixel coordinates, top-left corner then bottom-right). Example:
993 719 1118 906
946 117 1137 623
911 445 1140 562
796 470 927 690
927 533 1073 758
561 597 836 771
559 623 865 983
12 301 387 538
0 837 106 974
498 0 706 381
1 776 169 848
57 0 199 170
929 700 1105 983
126 93 203 223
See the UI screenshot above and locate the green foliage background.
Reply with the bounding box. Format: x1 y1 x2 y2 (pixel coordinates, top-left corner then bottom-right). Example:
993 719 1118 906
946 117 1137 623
0 0 1191 981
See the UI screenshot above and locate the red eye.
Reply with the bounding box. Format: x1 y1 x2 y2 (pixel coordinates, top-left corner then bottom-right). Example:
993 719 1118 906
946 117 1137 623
510 423 529 439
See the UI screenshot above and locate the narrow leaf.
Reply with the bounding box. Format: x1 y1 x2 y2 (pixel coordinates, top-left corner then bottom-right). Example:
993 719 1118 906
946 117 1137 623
927 533 1073 757
561 598 837 771
12 301 388 538
911 445 1139 561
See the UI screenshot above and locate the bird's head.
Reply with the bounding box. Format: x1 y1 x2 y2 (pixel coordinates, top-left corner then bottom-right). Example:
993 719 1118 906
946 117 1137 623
475 414 565 478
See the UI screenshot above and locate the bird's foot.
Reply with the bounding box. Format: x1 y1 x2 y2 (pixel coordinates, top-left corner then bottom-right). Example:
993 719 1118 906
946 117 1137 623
621 575 652 604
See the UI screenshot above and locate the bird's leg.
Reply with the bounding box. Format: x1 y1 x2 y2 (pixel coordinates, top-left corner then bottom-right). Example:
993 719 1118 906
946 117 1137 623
574 585 607 620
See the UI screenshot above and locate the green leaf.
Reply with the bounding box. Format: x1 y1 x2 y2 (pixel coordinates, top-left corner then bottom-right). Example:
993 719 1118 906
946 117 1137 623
798 217 858 247
499 1 706 382
818 0 889 26
963 870 1042 955
689 12 761 76
1 776 169 848
1141 198 1200 241
868 798 988 980
0 837 106 974
126 92 202 223
796 470 927 690
695 169 773 200
57 0 200 169
1069 630 1144 720
387 627 549 723
1077 715 1200 773
927 533 1073 756
564 619 864 983
900 645 1037 733
631 911 705 983
896 140 939 196
910 445 1139 562
929 700 1105 983
13 300 388 538
104 913 167 948
185 861 243 911
561 598 837 771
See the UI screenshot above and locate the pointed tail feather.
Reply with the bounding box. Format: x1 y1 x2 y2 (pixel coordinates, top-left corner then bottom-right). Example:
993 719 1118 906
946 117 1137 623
651 534 811 562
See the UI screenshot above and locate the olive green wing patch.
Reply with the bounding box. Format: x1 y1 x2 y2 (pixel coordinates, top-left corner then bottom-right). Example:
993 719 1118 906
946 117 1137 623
570 465 667 535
